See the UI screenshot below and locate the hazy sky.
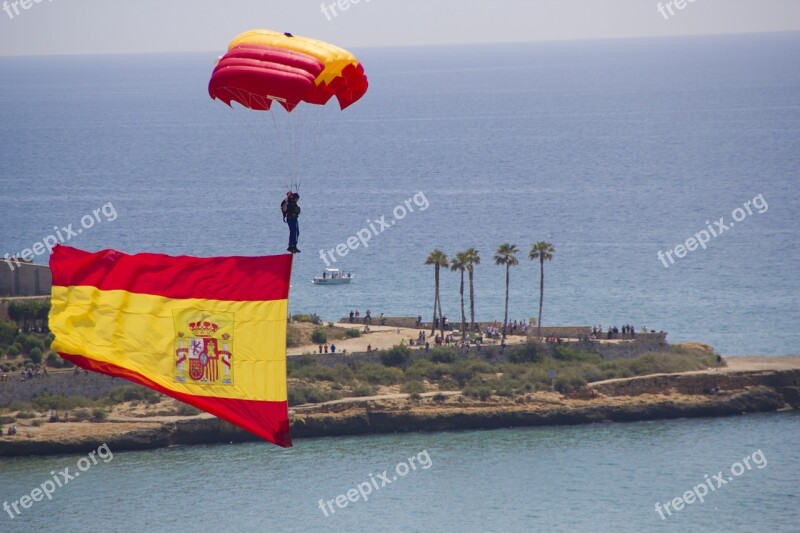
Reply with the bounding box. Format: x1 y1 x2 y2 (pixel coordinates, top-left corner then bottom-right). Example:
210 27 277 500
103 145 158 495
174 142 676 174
0 0 799 55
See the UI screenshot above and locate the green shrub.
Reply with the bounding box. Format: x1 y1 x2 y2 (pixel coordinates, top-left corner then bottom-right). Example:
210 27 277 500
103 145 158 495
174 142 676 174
107 386 162 405
311 329 328 344
465 358 493 374
554 374 587 394
405 359 434 380
31 419 43 427
450 358 492 386
288 388 307 406
296 353 318 366
355 363 404 385
463 385 492 401
402 381 425 395
380 344 412 367
353 383 377 397
429 347 457 363
15 411 37 419
288 385 339 406
176 404 201 416
92 408 108 422
495 387 515 397
6 344 20 358
409 392 422 401
72 409 92 421
436 378 460 391
292 363 353 383
552 345 600 363
509 343 541 364
432 393 448 403
30 393 92 411
286 327 302 348
451 364 474 387
345 328 361 338
23 336 44 354
0 321 17 344
292 313 321 325
28 347 43 365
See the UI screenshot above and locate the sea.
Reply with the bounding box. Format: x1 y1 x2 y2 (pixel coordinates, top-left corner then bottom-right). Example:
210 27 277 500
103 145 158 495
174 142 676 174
0 32 799 532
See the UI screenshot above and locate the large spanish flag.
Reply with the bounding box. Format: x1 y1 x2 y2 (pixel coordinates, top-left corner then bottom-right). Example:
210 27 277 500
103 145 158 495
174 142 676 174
49 245 293 447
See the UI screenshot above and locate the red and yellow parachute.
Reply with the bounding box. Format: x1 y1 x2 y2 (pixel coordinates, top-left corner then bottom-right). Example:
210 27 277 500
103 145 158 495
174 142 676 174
209 30 368 112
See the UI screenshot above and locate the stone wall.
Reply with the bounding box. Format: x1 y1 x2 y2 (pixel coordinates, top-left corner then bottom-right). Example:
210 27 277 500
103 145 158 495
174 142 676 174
338 316 530 336
0 263 52 297
567 333 671 360
0 371 135 406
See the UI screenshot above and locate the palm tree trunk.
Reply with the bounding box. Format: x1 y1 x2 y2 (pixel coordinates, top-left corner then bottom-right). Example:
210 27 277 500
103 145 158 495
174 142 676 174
468 270 475 331
503 264 510 340
432 265 439 335
459 270 466 337
438 286 445 339
537 256 544 339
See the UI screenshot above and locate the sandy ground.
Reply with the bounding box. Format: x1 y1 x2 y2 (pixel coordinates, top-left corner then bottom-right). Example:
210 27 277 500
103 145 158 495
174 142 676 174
287 323 528 356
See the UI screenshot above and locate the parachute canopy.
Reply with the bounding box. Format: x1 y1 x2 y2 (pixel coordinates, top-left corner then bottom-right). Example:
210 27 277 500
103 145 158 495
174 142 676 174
209 30 368 112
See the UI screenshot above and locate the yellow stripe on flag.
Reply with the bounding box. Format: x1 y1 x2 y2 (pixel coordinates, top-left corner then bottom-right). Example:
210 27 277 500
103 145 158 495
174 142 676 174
50 286 287 402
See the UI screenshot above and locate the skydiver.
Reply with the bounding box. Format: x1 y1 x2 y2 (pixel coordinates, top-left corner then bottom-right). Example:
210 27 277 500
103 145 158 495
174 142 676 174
285 192 301 253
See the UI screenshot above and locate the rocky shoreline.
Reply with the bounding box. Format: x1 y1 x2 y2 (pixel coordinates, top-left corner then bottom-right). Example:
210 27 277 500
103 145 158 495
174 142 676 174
1 367 797 457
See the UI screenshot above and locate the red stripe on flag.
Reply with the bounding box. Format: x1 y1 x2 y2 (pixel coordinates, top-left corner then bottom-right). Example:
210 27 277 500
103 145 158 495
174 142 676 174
50 246 292 302
60 352 292 448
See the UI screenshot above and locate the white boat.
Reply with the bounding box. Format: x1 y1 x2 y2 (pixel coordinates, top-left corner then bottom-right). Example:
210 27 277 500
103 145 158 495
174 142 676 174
312 268 354 285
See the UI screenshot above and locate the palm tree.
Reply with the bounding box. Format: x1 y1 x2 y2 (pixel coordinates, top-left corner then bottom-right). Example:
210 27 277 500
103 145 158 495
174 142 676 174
463 248 481 331
450 252 469 338
494 243 519 340
529 241 555 340
425 250 449 337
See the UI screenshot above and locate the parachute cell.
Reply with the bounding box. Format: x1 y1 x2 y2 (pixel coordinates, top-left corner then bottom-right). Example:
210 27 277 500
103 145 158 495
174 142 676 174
209 30 368 112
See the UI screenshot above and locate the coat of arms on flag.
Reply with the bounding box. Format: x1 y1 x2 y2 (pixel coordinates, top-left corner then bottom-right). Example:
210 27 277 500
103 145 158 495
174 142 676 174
174 310 234 385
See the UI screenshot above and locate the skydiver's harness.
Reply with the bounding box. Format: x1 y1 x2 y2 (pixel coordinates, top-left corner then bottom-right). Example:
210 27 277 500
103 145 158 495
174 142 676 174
281 195 300 222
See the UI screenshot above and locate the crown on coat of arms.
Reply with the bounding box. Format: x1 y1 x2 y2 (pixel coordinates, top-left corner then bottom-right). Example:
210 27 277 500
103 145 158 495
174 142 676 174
188 321 219 337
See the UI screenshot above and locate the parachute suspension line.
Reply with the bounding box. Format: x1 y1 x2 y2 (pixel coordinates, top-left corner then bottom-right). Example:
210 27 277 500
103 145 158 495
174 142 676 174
267 106 296 190
214 96 271 187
